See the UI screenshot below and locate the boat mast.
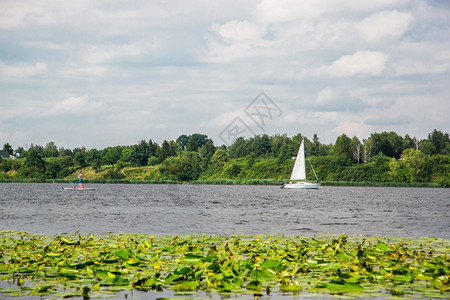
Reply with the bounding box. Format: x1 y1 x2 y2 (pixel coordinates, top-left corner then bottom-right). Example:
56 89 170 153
305 147 319 181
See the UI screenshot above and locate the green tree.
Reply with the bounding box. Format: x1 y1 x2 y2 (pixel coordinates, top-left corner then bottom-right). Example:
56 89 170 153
211 148 228 166
86 149 102 170
420 141 436 155
333 134 353 160
45 158 63 179
310 133 320 156
43 141 59 158
130 140 151 166
186 133 208 151
74 151 87 167
270 134 291 158
176 134 189 150
120 148 133 163
277 143 291 163
401 149 430 182
26 149 45 169
159 140 177 163
102 147 122 165
223 162 241 178
249 134 271 157
229 137 249 158
3 143 13 155
60 155 74 168
427 129 449 154
148 139 160 157
160 151 200 181
21 148 46 179
147 156 158 166
370 153 391 182
403 134 416 150
198 138 216 168
369 131 404 158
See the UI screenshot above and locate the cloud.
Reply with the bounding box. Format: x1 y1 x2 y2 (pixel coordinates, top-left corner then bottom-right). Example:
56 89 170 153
0 2 52 29
0 61 47 78
44 96 102 116
325 51 389 77
364 116 414 126
83 39 160 64
333 121 369 139
358 10 413 43
217 20 265 41
255 0 410 23
0 1 448 149
314 88 369 112
391 41 450 75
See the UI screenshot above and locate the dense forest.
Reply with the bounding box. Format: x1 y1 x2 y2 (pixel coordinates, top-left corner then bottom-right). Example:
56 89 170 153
1 129 449 187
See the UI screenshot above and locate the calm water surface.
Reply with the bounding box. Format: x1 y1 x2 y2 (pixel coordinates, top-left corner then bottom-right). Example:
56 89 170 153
1 183 448 238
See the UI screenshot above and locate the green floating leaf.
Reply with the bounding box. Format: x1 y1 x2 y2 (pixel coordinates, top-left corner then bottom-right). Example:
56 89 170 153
53 291 82 298
0 288 22 293
393 271 413 283
115 249 131 260
174 267 192 275
375 242 390 252
173 280 199 291
17 267 34 274
325 280 364 293
260 259 281 270
112 275 130 286
60 238 78 245
280 283 303 292
391 288 407 296
183 253 204 263
45 252 62 257
246 280 262 291
35 284 53 293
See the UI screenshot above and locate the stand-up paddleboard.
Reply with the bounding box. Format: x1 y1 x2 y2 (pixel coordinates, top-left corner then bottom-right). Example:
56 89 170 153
62 187 95 191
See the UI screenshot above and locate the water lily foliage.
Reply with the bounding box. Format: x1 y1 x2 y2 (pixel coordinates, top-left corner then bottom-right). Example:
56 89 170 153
0 231 448 298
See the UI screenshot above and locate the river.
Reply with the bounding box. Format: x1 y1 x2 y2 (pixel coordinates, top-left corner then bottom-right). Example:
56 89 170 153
1 183 448 238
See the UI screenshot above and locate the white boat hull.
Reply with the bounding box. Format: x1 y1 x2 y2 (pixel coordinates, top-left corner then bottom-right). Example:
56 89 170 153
282 182 320 189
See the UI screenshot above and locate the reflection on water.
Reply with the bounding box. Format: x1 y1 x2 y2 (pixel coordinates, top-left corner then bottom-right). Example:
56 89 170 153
0 183 448 238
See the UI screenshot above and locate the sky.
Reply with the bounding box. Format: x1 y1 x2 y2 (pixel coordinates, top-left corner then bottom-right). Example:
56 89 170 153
0 0 449 150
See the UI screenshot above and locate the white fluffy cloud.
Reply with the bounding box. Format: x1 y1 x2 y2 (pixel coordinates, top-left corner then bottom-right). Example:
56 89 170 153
325 51 389 77
255 0 410 23
43 96 103 117
0 61 47 78
358 10 413 43
218 20 265 41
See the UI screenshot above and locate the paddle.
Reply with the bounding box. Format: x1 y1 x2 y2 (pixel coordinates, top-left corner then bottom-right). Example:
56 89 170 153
74 178 79 189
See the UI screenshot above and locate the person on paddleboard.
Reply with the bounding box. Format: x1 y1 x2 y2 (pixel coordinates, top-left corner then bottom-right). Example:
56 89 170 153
78 171 84 188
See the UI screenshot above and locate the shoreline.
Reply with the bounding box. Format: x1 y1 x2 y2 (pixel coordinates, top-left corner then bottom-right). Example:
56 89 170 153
0 178 444 188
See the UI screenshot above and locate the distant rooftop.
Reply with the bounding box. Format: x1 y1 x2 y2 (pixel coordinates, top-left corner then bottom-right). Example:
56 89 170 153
0 150 11 159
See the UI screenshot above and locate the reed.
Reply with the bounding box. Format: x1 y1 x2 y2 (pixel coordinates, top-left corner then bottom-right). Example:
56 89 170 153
322 181 441 188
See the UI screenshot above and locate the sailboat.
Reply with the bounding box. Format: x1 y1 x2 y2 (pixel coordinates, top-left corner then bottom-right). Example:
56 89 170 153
282 139 320 189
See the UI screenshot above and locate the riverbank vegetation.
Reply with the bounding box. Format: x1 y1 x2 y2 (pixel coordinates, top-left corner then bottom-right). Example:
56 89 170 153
0 231 448 299
1 129 449 187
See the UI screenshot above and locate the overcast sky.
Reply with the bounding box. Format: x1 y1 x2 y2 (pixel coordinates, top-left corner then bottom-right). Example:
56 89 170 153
1 0 449 150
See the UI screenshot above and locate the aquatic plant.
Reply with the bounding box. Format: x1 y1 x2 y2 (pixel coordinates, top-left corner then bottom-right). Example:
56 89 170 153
0 231 448 298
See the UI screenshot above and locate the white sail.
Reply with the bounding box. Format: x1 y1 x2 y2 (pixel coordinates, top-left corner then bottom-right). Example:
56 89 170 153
290 139 306 181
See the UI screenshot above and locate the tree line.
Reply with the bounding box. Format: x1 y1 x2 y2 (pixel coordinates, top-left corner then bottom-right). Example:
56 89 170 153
1 130 449 186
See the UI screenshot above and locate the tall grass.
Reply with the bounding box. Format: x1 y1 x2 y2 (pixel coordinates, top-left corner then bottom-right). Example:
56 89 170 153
322 181 441 188
0 178 442 187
